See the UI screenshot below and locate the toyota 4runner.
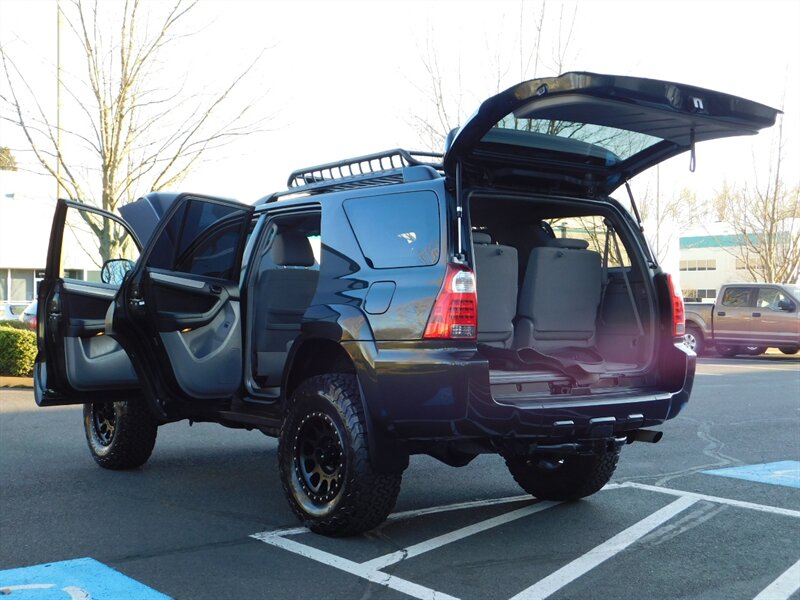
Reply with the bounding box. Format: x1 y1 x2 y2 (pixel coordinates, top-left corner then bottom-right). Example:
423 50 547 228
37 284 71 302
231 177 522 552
35 72 778 536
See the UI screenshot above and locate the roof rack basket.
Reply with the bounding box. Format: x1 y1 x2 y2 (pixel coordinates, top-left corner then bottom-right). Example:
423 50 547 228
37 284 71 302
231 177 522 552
285 149 443 194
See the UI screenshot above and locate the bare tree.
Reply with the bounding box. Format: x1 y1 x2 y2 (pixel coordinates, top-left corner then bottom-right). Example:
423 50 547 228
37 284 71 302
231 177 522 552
410 0 578 152
0 0 268 260
711 117 800 283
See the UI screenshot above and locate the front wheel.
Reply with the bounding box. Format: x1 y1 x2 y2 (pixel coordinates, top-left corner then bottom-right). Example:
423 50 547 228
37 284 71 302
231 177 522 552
278 374 403 536
83 400 158 470
505 450 620 501
779 346 799 355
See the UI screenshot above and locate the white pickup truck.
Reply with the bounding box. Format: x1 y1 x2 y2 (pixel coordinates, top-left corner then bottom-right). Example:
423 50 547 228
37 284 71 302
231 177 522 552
684 283 800 356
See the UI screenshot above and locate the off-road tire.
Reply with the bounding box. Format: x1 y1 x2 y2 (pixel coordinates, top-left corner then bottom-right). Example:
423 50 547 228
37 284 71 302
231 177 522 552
779 346 799 355
684 325 704 355
278 374 403 536
505 450 620 501
83 401 158 470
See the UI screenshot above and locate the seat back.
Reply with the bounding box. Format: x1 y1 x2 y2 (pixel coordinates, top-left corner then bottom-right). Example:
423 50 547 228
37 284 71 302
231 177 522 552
515 238 602 349
254 231 319 382
472 232 518 348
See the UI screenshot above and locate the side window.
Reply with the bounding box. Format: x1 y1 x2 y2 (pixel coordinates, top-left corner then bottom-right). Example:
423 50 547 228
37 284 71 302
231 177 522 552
549 216 631 267
343 191 440 268
756 287 786 311
147 198 250 280
721 287 754 307
63 205 140 285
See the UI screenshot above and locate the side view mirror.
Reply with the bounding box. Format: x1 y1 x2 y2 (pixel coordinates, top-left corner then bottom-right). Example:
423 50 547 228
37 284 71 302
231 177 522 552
778 299 796 312
101 258 135 285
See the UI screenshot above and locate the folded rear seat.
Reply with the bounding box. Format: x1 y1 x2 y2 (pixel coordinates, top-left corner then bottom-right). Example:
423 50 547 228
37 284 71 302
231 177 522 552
514 238 603 355
472 232 518 349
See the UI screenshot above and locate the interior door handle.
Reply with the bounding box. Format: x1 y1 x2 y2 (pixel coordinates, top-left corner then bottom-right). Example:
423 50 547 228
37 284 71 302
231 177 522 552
717 311 726 316
752 312 761 317
209 284 222 295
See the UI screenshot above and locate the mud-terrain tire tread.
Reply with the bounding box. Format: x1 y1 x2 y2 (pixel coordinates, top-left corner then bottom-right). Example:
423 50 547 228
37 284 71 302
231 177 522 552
505 450 620 501
278 374 402 537
83 401 158 470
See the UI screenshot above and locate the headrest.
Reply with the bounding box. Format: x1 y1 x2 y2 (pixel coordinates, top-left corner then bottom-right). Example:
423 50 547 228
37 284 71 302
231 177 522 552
549 238 590 250
472 232 492 245
271 232 316 266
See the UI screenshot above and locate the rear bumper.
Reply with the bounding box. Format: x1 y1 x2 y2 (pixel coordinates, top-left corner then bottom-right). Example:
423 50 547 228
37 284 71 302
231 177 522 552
352 341 695 444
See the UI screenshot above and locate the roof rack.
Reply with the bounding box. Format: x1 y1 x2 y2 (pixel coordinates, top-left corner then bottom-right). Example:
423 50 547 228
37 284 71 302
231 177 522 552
284 148 444 194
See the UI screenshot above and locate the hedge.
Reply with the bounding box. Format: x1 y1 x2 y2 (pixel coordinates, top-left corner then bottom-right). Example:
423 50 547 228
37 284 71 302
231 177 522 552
0 320 28 330
0 325 37 376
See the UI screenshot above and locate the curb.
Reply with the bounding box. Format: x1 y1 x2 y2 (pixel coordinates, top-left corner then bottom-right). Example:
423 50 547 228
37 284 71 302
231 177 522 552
0 376 34 389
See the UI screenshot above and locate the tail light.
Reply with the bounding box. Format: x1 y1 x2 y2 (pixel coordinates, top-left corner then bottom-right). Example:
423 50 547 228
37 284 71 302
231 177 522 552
423 264 477 339
666 273 685 337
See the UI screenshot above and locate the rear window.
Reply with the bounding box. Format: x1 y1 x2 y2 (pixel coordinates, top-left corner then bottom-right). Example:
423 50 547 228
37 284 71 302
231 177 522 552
486 117 663 167
721 287 754 307
344 191 440 269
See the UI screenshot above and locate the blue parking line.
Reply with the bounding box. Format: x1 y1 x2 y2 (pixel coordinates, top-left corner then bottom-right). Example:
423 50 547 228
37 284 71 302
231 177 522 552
0 557 171 599
702 461 800 489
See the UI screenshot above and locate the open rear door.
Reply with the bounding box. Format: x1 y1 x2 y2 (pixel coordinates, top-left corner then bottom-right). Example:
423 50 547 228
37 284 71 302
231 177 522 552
111 194 253 416
35 200 142 406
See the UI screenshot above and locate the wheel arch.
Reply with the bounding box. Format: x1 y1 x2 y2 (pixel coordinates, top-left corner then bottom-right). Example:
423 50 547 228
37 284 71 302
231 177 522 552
283 337 408 474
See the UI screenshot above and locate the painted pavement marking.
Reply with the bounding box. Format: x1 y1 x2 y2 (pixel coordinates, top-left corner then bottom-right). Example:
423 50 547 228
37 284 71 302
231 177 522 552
252 481 800 600
0 557 170 600
702 460 800 489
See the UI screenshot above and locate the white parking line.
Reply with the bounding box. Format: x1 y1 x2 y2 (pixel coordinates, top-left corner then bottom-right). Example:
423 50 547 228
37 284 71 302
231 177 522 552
507 496 698 600
753 558 800 600
362 501 560 571
251 482 800 600
619 482 800 519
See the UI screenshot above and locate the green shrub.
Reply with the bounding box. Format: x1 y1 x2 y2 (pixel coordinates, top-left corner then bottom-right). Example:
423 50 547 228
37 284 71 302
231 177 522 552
0 326 37 376
0 320 28 330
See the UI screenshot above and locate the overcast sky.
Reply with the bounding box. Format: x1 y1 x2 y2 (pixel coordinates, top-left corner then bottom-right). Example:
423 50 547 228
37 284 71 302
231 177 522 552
1 0 799 209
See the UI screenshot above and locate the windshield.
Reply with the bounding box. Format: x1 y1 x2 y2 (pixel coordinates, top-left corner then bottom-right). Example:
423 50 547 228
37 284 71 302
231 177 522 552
488 114 664 166
786 285 800 300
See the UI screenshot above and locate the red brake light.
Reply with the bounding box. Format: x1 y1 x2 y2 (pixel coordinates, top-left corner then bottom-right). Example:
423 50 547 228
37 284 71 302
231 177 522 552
423 264 477 339
666 273 685 337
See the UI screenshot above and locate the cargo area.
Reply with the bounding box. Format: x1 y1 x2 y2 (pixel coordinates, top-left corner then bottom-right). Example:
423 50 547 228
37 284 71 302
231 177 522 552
469 193 658 399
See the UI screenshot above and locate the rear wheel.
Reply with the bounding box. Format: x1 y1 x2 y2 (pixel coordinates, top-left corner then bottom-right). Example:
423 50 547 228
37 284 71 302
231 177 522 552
505 450 620 501
683 326 704 355
278 374 403 536
83 400 158 470
779 346 799 355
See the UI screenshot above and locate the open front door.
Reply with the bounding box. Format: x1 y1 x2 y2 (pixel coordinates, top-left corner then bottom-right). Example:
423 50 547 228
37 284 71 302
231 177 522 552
112 194 253 415
35 200 142 406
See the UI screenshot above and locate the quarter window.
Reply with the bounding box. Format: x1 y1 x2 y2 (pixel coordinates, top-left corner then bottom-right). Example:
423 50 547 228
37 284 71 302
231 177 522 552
344 191 440 269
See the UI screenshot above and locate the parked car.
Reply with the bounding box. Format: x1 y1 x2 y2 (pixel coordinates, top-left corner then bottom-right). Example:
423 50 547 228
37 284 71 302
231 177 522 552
0 302 27 322
684 283 800 356
33 72 778 536
21 300 37 330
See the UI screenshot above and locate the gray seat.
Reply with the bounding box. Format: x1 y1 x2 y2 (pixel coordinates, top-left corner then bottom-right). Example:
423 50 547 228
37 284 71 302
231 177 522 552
255 231 319 382
472 232 518 348
514 238 602 351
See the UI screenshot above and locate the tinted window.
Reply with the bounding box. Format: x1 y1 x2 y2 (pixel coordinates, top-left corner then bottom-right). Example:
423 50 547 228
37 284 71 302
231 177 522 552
344 191 440 268
721 287 753 307
147 198 249 280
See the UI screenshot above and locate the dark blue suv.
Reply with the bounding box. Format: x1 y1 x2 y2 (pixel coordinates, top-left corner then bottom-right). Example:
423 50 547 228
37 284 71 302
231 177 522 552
35 73 778 535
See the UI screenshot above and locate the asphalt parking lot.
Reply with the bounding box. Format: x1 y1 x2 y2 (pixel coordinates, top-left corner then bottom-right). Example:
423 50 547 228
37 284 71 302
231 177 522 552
1 354 798 599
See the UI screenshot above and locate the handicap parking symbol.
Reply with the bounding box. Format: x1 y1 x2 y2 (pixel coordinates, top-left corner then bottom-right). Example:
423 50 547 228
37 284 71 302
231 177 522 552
0 558 169 600
703 460 800 489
